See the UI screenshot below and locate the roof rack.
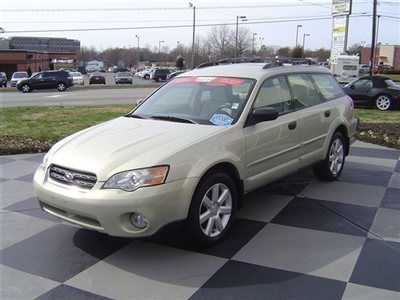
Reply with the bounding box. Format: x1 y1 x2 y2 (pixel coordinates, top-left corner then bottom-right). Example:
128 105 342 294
195 57 266 69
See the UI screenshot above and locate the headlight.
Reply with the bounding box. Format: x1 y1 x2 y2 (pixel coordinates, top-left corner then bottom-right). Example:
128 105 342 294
103 166 169 192
42 152 50 167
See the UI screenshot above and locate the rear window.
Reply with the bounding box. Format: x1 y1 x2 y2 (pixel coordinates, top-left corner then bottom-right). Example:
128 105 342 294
310 74 344 101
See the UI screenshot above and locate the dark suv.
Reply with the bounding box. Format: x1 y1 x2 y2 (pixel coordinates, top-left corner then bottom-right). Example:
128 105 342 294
152 69 171 82
17 70 73 93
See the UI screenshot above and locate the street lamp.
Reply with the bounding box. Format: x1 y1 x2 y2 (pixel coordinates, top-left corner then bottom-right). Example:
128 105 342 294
135 35 140 67
235 15 247 60
259 37 264 49
158 40 164 53
295 24 302 47
189 3 196 68
252 33 257 55
302 33 310 58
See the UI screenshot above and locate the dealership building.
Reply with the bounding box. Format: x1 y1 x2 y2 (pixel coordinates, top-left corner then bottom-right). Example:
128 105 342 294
0 36 80 77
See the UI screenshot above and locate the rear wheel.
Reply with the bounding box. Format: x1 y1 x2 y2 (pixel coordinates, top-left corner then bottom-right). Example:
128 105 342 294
375 94 392 111
187 172 237 247
314 132 346 181
21 84 31 93
144 74 150 80
57 82 66 91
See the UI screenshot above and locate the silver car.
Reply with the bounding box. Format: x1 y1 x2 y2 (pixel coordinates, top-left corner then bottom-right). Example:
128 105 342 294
34 64 358 246
11 71 29 87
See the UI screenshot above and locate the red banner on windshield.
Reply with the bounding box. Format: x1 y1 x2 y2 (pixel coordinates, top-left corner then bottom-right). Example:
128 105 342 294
172 76 245 86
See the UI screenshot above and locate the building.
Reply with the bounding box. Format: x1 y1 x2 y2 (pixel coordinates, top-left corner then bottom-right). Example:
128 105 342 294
360 45 400 69
0 36 80 77
9 36 80 53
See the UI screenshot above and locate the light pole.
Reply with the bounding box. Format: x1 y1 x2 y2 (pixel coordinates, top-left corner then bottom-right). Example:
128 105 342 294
135 35 140 67
295 24 302 47
259 37 264 49
302 33 310 58
158 40 164 53
189 3 196 68
252 33 257 55
235 15 247 60
375 15 381 62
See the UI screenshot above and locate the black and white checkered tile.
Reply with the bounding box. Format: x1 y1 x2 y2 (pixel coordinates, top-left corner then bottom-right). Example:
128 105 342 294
1 140 399 299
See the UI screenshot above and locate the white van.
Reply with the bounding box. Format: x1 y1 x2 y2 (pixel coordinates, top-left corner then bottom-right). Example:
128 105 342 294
330 55 359 84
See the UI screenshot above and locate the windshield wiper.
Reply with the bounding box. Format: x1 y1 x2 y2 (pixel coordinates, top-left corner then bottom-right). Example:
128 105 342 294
125 114 146 119
150 115 198 124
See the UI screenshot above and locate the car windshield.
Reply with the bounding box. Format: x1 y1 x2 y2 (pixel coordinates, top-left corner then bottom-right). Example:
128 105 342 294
131 76 255 126
117 72 132 76
13 73 28 78
385 79 397 87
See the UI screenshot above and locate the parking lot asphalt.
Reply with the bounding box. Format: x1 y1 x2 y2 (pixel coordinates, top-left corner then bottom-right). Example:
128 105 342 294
1 140 399 299
0 87 157 107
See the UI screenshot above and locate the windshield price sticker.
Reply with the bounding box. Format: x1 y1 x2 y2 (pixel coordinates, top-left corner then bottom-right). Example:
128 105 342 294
210 114 234 126
172 77 245 86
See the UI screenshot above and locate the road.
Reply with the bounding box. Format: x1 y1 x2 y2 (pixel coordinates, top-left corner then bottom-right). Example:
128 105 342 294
0 88 157 107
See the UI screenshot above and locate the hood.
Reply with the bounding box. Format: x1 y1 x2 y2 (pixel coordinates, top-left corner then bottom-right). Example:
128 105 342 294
49 117 224 181
16 78 29 85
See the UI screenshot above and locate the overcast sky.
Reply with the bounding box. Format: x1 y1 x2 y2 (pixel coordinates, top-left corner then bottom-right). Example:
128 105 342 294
1 0 399 51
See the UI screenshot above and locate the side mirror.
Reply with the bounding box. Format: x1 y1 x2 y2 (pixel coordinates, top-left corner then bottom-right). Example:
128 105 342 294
248 107 279 126
135 99 143 106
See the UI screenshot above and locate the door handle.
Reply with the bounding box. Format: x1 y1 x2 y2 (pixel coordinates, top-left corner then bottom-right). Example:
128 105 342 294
324 110 331 118
288 121 297 130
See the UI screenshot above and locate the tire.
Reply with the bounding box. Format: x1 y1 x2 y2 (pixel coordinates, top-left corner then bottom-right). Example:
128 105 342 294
21 84 31 93
144 74 150 80
375 94 392 111
57 82 66 92
314 132 346 181
187 172 237 247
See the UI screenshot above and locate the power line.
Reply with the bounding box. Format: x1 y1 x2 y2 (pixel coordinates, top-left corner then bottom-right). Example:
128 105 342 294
2 14 374 34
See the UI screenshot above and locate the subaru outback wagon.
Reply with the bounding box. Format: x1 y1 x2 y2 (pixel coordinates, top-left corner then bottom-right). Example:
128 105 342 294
34 64 358 246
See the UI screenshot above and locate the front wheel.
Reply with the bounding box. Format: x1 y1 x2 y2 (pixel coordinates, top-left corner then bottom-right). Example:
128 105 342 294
144 74 150 80
375 95 392 111
21 84 31 93
314 132 346 181
187 172 237 247
57 82 66 91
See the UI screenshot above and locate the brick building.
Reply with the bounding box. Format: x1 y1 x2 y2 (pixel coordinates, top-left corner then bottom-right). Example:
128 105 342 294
360 45 400 69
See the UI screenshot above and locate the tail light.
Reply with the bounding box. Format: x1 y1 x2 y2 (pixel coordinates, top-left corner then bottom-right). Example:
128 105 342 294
67 76 72 80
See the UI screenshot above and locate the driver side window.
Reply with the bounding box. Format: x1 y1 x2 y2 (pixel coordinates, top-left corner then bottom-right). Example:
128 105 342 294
254 76 292 114
353 79 373 88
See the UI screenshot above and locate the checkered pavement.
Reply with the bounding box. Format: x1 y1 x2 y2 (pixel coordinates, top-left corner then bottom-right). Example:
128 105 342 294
1 140 399 299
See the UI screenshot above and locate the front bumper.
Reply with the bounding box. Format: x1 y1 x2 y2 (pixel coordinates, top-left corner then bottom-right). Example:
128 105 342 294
33 165 198 237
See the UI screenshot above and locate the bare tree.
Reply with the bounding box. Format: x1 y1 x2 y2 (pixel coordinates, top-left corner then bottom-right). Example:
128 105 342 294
230 27 252 57
206 25 233 58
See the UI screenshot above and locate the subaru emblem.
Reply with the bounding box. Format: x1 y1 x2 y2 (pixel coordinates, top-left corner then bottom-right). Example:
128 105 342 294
65 172 74 181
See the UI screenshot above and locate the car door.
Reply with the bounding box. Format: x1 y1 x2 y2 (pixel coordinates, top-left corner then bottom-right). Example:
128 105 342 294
42 72 57 89
244 75 300 191
30 73 45 89
287 73 332 168
347 78 373 106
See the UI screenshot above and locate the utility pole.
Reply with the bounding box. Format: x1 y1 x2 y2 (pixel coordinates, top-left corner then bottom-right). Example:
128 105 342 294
375 15 381 63
252 33 257 55
235 16 246 60
295 24 302 47
135 35 140 67
189 3 196 68
369 0 377 76
158 40 164 53
302 33 310 58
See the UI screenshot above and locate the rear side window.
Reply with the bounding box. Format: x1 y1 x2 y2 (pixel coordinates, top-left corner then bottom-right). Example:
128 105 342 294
310 74 344 101
287 74 322 108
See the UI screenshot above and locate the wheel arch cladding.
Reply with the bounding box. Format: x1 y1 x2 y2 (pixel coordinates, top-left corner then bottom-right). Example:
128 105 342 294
334 125 349 156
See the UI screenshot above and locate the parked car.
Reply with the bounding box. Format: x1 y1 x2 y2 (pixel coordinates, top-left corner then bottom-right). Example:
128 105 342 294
373 64 393 74
343 76 400 110
11 71 29 87
140 67 159 79
114 67 129 73
33 64 357 246
151 69 170 81
17 70 73 93
0 72 7 87
89 72 106 85
166 70 186 80
358 64 370 74
115 72 133 84
70 72 84 85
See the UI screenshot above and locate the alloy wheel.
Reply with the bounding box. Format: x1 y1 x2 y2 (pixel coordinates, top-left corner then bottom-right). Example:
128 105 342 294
376 95 391 110
329 138 344 176
199 183 232 238
58 83 66 91
22 85 30 92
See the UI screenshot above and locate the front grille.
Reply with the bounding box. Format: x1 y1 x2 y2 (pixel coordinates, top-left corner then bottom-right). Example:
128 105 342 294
49 164 97 189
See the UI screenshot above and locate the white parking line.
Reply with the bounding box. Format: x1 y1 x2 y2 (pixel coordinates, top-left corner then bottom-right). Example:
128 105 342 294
45 93 77 98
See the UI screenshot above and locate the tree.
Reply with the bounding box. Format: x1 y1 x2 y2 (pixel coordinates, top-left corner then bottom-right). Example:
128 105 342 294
231 27 252 58
276 47 291 57
347 43 361 56
176 56 185 70
291 46 303 58
206 25 233 58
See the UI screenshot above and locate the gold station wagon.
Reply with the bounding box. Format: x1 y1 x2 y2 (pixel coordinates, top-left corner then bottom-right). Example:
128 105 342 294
34 63 358 246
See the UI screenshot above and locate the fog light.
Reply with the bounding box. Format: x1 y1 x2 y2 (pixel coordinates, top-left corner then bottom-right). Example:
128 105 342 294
130 212 148 229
